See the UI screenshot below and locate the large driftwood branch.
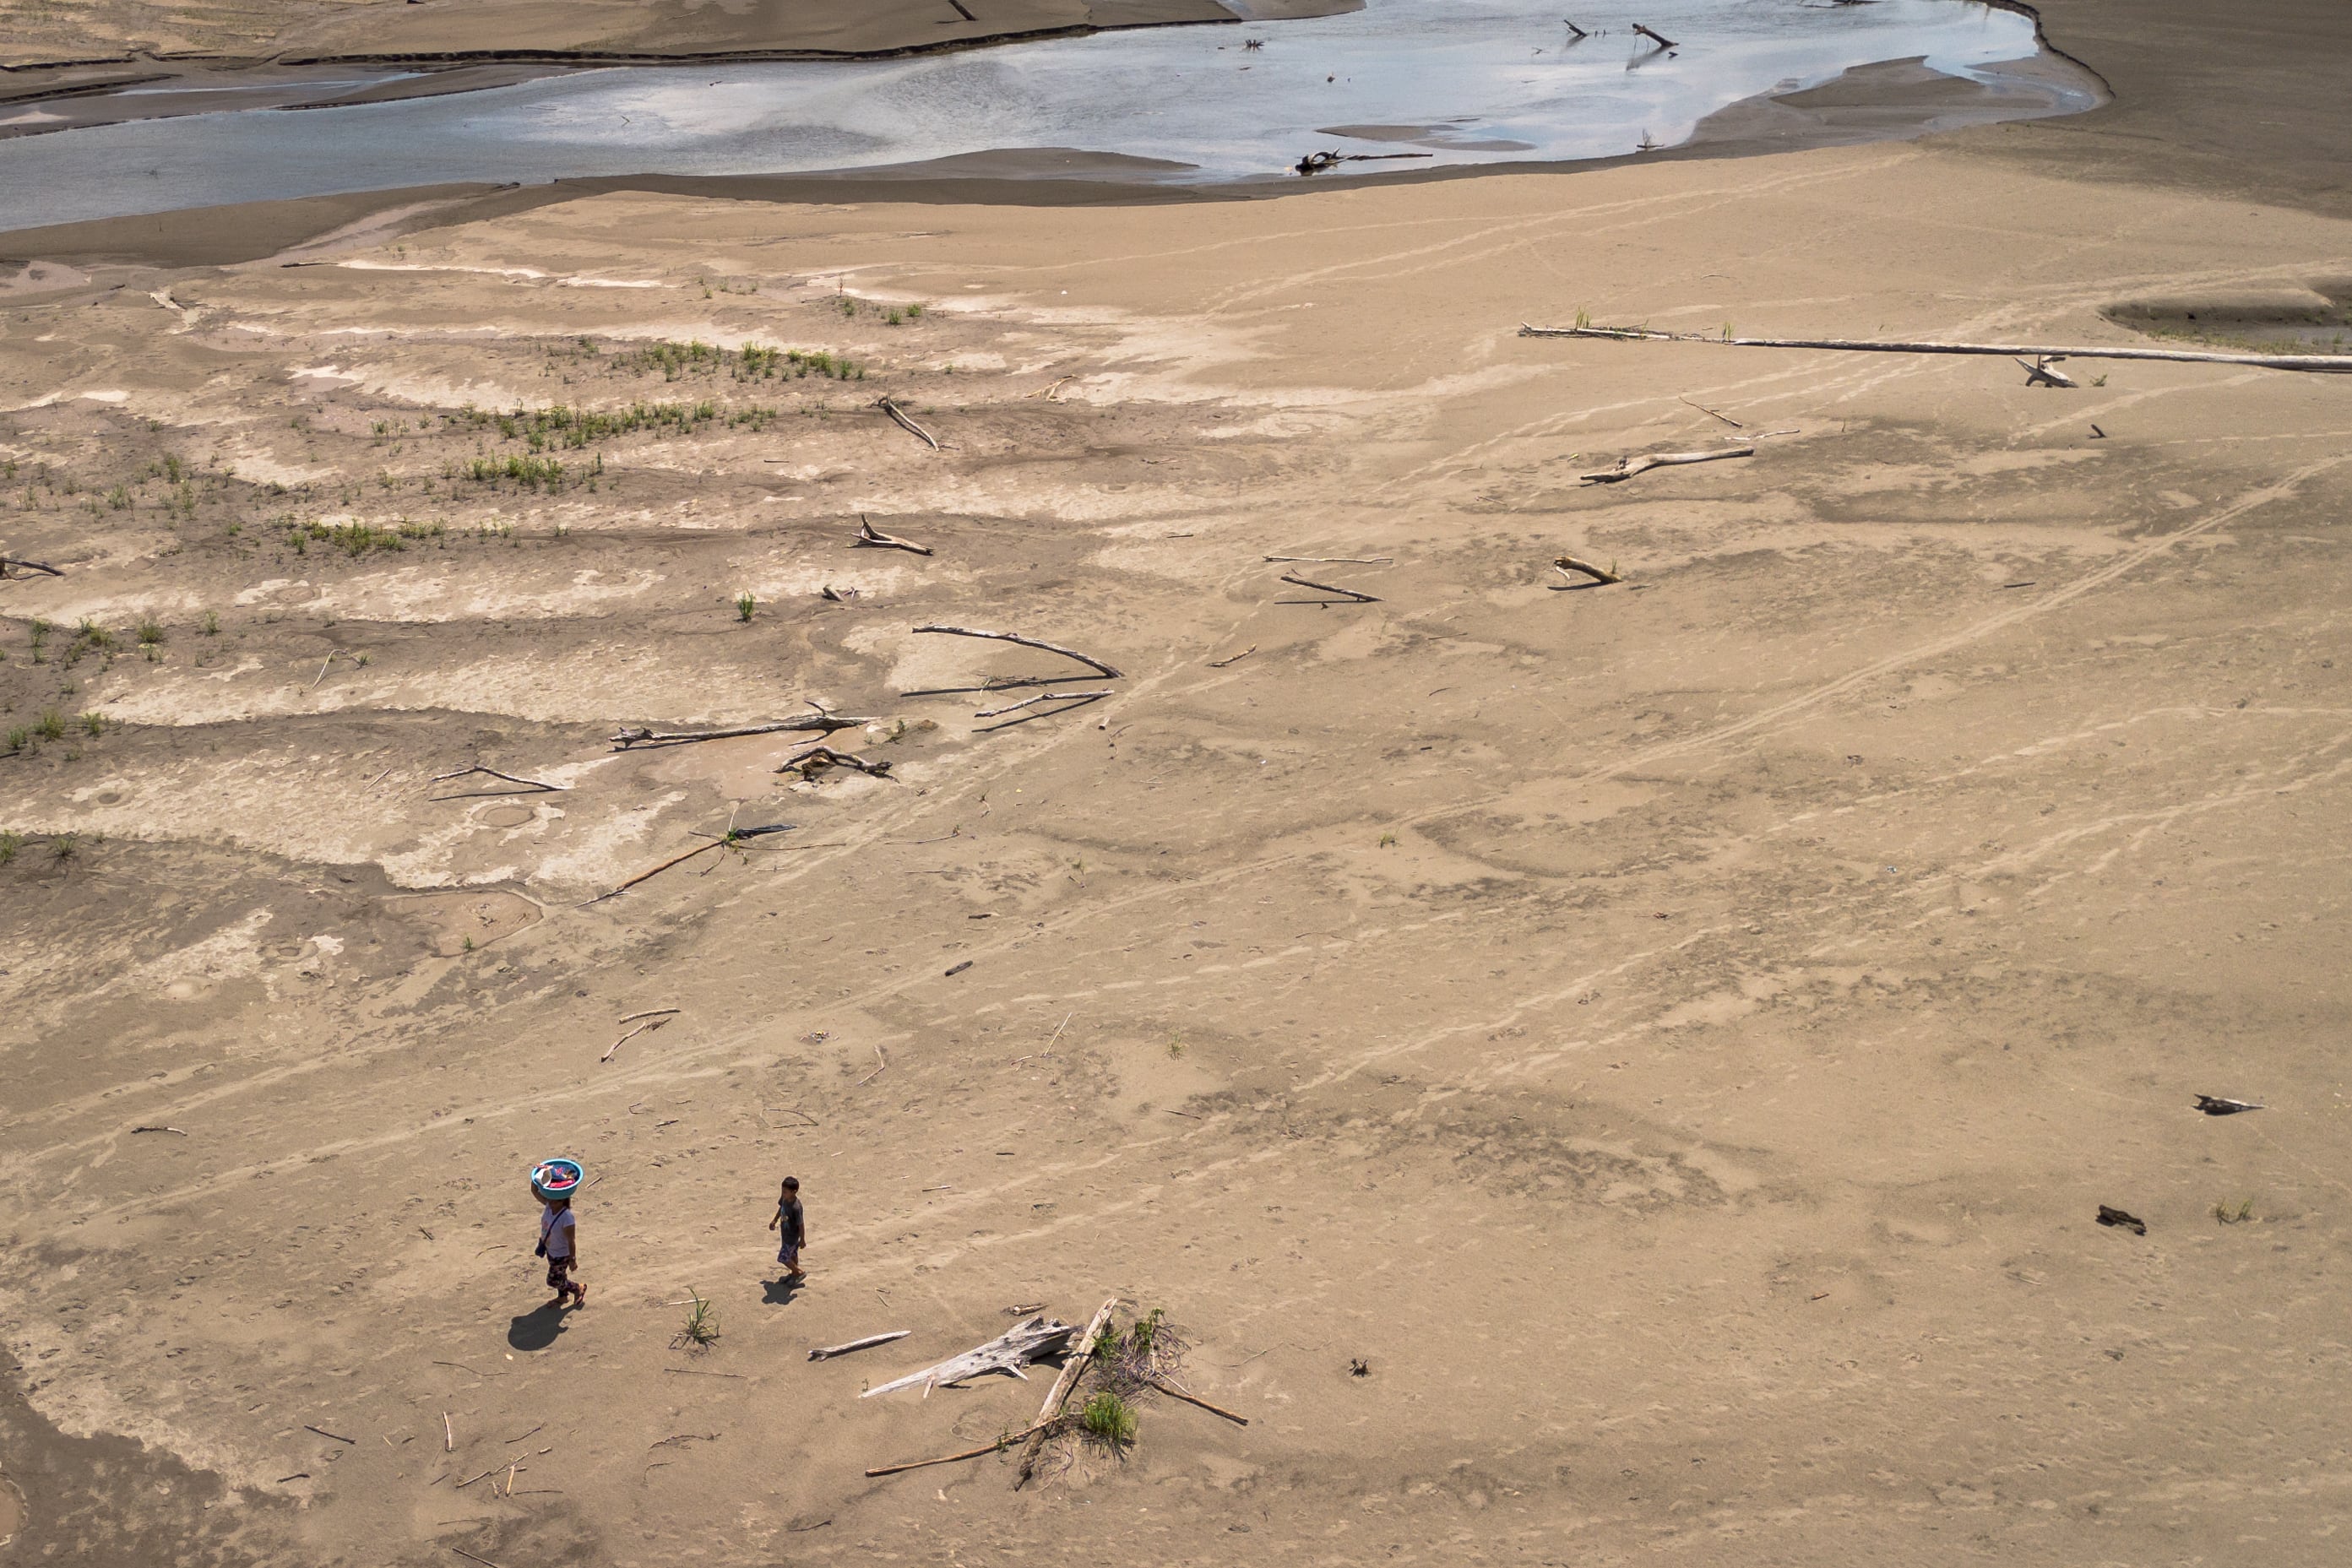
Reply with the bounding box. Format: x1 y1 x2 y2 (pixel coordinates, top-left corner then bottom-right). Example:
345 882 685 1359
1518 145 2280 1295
1015 1297 1121 1489
1581 446 1753 484
874 396 941 451
855 514 933 556
912 624 1123 680
1279 571 1382 603
2017 355 2078 388
1 556 64 578
1631 23 1677 48
1520 322 2352 374
610 713 868 751
1554 555 1621 586
862 1316 1077 1398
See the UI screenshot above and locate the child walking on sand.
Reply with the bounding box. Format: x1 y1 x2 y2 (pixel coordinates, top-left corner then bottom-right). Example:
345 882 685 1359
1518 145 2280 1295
768 1175 807 1281
531 1159 588 1310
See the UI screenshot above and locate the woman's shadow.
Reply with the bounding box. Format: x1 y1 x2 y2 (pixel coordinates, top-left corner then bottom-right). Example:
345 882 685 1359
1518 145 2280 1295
507 1302 573 1351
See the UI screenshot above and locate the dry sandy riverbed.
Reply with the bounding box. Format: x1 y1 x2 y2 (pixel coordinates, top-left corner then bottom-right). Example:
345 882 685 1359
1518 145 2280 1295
3 2 2352 1564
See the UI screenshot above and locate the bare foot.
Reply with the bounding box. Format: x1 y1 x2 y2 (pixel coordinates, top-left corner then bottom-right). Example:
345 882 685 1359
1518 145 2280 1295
573 1284 588 1307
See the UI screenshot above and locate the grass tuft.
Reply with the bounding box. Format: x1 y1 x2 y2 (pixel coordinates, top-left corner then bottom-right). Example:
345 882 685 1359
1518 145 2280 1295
674 1287 720 1350
1078 1391 1137 1449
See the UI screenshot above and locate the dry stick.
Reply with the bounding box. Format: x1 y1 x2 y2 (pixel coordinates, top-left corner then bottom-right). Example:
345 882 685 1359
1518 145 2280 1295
1279 570 1382 603
305 1424 356 1444
443 1412 454 1452
1014 1296 1121 1489
660 1368 747 1379
809 1330 911 1361
866 1420 1051 1478
1263 554 1393 565
617 1007 680 1026
608 713 869 750
874 397 941 451
130 1125 187 1135
1208 645 1257 669
1580 446 1753 485
1518 321 2352 373
502 1424 545 1445
856 1043 888 1088
310 654 334 689
602 1015 669 1064
855 513 933 556
1677 393 1742 428
913 624 1123 680
449 1550 503 1568
1563 19 1588 39
0 556 64 578
454 1466 503 1489
1632 22 1677 48
1147 1377 1250 1426
1554 555 1622 586
427 764 565 793
972 690 1111 720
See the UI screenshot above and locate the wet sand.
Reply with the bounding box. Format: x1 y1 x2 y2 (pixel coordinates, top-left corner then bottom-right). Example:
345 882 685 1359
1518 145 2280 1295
3 2 2352 1565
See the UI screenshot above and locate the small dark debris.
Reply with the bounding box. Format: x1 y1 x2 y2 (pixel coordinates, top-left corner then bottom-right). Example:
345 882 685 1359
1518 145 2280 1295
2193 1094 2264 1115
2096 1204 2147 1235
945 960 973 977
1348 1357 1371 1377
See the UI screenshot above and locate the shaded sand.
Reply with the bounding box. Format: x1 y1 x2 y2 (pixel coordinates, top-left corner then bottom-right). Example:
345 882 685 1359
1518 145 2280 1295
3 2 2352 1565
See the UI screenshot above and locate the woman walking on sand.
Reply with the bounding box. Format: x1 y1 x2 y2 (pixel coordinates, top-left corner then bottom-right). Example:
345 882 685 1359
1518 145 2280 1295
769 1175 807 1283
532 1159 588 1310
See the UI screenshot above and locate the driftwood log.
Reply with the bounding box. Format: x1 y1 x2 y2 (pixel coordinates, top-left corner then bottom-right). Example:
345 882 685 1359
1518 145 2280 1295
1014 1296 1122 1489
0 556 64 578
2018 355 2079 388
1631 23 1676 48
610 713 867 750
912 624 1123 680
1554 555 1621 586
1521 322 2352 374
874 397 941 451
1581 446 1753 484
809 1330 910 1362
862 1316 1077 1398
854 515 932 556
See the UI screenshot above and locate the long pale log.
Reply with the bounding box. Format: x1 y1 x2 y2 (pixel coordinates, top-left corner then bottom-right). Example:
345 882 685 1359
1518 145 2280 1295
1582 446 1753 484
912 625 1123 680
1520 323 2352 373
1015 1296 1120 1489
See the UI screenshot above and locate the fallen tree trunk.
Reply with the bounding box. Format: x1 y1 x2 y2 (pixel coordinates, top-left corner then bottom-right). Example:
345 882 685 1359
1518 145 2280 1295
1582 446 1753 484
1520 322 2352 373
1554 554 1621 585
874 396 942 451
855 514 933 556
0 556 64 578
862 1316 1076 1398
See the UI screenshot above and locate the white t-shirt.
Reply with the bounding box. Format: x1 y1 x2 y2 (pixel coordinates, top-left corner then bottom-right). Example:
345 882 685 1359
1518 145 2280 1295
541 1207 575 1259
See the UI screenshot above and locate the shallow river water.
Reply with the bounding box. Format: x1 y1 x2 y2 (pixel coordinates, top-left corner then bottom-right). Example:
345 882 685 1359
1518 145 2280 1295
0 0 2083 231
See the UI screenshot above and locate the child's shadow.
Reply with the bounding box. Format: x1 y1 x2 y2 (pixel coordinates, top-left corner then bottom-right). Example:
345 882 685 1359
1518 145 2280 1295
507 1303 570 1351
761 1274 805 1307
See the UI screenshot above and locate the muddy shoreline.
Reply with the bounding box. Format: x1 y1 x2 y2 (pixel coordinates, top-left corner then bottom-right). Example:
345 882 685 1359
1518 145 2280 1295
0 50 2096 270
